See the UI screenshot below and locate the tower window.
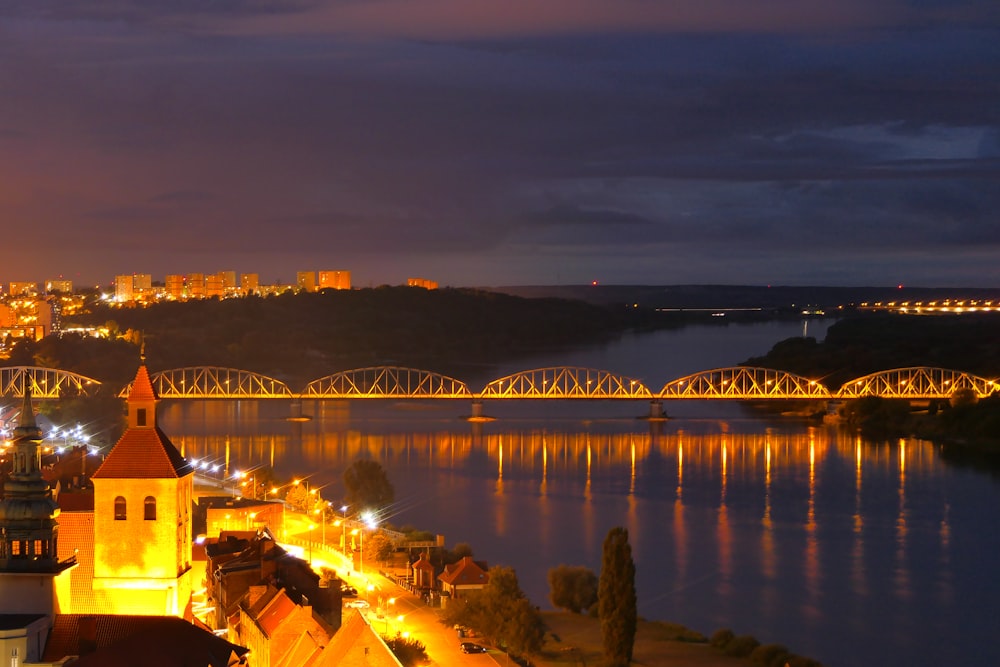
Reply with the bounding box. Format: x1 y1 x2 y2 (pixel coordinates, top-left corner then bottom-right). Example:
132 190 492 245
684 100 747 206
144 496 157 521
137 408 147 426
114 496 127 520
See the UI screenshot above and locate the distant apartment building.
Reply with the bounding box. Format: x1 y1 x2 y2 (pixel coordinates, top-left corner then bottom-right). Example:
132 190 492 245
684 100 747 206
318 270 351 290
114 274 154 303
296 271 317 292
218 270 238 295
8 281 38 296
165 274 185 300
206 273 224 298
187 273 206 299
45 279 73 294
407 277 438 290
0 298 51 342
114 275 134 302
241 273 259 295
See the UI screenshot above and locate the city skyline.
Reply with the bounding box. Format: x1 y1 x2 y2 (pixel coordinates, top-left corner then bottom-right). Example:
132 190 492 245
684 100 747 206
2 2 999 288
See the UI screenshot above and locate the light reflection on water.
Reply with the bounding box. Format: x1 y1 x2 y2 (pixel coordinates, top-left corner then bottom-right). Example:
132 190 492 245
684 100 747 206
161 399 998 667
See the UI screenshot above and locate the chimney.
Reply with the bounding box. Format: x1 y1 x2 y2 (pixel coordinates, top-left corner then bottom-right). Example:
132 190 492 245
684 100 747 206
78 616 98 656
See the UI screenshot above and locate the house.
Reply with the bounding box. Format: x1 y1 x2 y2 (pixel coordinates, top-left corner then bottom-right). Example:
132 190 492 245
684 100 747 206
437 556 489 599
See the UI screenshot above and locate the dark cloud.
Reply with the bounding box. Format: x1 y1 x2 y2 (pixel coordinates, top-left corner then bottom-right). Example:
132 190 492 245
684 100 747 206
0 3 998 286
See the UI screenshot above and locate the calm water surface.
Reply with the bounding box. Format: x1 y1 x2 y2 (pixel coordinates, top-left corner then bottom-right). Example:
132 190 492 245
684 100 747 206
160 321 1000 667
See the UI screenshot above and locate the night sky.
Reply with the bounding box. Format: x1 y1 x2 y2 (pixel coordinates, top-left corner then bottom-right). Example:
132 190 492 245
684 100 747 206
2 1 999 288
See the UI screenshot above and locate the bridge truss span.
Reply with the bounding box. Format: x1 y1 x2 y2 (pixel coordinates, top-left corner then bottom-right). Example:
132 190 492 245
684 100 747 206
132 367 293 399
479 367 652 399
302 366 472 399
659 366 832 400
0 366 102 399
836 367 999 399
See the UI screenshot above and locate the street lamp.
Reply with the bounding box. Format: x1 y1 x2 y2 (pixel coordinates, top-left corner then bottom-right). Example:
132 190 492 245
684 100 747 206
308 524 315 566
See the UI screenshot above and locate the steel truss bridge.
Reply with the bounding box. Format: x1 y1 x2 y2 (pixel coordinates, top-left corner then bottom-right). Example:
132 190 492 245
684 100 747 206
1 365 997 402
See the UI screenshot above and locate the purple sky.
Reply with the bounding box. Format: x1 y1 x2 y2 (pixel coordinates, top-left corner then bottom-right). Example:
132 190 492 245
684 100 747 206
2 1 999 288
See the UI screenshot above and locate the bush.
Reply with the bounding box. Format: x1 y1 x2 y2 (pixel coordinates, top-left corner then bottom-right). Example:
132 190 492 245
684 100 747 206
751 643 791 666
724 634 760 657
547 564 598 613
384 635 428 666
709 628 734 648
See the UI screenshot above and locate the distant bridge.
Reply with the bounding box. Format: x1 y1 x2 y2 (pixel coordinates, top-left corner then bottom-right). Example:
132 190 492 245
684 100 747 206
0 366 102 399
2 365 996 404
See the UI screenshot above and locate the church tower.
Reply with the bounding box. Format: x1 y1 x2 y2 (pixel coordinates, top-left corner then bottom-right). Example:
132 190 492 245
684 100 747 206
0 388 74 615
91 357 195 616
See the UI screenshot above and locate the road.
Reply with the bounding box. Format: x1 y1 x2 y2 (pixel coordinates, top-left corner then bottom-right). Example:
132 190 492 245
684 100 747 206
282 510 505 666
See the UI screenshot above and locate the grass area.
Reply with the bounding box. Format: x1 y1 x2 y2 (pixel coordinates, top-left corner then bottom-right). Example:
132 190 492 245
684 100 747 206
530 613 754 667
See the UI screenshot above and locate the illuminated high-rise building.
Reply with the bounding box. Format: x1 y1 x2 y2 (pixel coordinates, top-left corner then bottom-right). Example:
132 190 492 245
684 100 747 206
206 273 224 298
45 279 73 294
240 273 259 295
165 274 184 300
114 275 135 302
9 282 38 297
186 273 206 299
319 270 351 290
297 271 317 292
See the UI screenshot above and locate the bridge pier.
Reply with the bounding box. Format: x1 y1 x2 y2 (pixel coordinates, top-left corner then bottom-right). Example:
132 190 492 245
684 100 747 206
286 398 312 422
645 400 667 421
465 400 495 422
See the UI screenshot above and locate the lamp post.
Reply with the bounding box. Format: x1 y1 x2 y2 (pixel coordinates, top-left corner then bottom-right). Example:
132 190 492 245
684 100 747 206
339 505 348 552
308 524 315 566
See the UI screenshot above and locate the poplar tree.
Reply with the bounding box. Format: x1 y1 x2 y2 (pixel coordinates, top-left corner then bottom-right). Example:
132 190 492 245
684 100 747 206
598 526 637 667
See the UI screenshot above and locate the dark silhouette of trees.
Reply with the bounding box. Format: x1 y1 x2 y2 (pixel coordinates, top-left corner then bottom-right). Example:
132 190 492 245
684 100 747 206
365 532 395 565
599 526 636 667
441 566 544 660
342 459 395 512
383 635 428 666
547 564 598 614
58 287 635 389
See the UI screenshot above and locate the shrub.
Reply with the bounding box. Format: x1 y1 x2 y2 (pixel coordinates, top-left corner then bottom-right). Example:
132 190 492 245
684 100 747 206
724 634 760 657
751 643 791 666
709 628 734 648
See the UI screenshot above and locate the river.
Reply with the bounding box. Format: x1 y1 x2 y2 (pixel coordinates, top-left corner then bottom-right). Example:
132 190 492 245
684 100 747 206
159 319 1000 667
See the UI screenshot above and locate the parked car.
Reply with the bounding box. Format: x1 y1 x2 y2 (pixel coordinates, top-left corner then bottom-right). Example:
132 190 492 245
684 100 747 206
344 599 369 609
340 584 358 597
460 642 487 654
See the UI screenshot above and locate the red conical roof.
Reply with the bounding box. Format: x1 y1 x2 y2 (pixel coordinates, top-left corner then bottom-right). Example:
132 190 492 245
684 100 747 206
128 364 158 403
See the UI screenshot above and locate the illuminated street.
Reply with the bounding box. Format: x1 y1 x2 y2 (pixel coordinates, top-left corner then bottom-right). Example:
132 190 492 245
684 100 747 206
280 510 503 666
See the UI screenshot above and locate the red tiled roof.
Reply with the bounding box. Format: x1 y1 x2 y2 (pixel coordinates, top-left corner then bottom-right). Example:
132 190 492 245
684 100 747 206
129 365 158 402
92 427 193 479
412 556 434 571
56 510 116 615
57 491 95 512
43 614 248 666
257 589 298 636
312 610 402 667
438 556 489 587
275 629 324 667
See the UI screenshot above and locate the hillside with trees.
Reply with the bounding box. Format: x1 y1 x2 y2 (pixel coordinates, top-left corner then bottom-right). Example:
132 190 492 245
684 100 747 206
745 314 1000 456
20 286 661 389
744 313 1000 390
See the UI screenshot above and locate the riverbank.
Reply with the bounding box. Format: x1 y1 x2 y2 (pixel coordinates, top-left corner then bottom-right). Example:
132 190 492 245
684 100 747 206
533 614 752 667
